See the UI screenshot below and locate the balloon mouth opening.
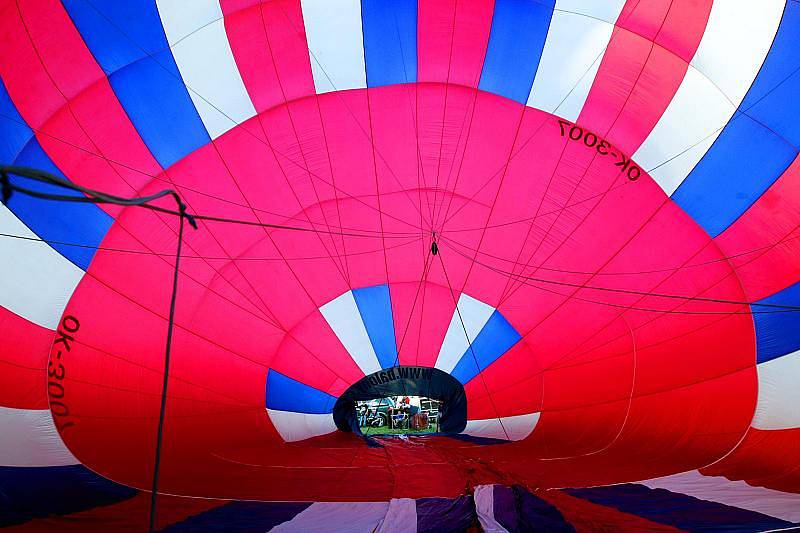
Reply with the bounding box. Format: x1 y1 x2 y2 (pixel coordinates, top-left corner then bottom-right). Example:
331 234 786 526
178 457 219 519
332 366 467 436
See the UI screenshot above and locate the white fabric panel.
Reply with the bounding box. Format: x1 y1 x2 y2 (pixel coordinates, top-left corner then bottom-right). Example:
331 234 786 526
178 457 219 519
632 67 731 195
690 0 784 104
0 205 83 329
320 291 382 375
157 0 256 139
474 485 508 533
633 0 784 195
463 413 540 441
527 0 625 121
434 294 495 374
0 407 78 467
376 498 417 533
642 470 800 523
752 350 800 430
554 0 627 23
266 409 337 442
301 0 367 94
271 501 390 532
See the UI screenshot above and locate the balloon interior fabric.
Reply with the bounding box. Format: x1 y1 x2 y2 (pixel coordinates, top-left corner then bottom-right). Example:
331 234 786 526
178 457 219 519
2 0 800 530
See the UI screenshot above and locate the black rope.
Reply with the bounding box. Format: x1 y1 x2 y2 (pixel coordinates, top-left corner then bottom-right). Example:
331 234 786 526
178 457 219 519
0 165 424 239
148 202 186 533
1 165 197 229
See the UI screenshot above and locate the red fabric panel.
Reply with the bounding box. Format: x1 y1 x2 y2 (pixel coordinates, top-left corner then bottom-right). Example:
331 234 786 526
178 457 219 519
0 307 51 409
465 340 543 420
702 428 800 493
271 311 365 396
577 0 712 155
221 0 315 113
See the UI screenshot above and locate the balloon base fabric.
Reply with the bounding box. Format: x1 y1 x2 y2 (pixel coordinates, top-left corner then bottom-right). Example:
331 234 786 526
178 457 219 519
3 472 798 531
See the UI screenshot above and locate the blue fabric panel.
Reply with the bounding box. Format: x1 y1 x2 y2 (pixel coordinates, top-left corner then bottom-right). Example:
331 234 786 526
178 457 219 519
754 280 800 363
566 484 795 532
352 284 399 369
739 2 800 149
672 113 797 237
416 495 475 533
266 369 338 414
450 310 522 385
478 0 555 104
7 142 112 270
493 485 575 532
163 501 311 531
0 80 31 161
62 0 210 168
1 81 111 269
673 2 800 237
362 0 418 87
0 465 137 527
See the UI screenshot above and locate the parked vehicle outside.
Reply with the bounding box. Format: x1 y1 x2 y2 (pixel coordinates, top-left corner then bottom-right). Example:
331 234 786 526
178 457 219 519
360 397 396 427
357 396 441 432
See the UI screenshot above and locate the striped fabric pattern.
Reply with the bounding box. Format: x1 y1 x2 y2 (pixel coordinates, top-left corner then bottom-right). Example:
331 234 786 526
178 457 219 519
1 0 800 527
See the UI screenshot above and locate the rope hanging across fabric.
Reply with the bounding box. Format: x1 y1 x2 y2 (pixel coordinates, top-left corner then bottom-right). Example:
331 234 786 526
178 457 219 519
0 165 194 533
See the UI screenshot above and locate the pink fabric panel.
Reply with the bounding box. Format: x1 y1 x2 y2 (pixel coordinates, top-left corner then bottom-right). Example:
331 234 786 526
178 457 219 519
0 0 160 216
221 0 315 113
715 155 800 301
417 0 494 87
577 0 712 155
272 311 365 396
390 281 457 368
